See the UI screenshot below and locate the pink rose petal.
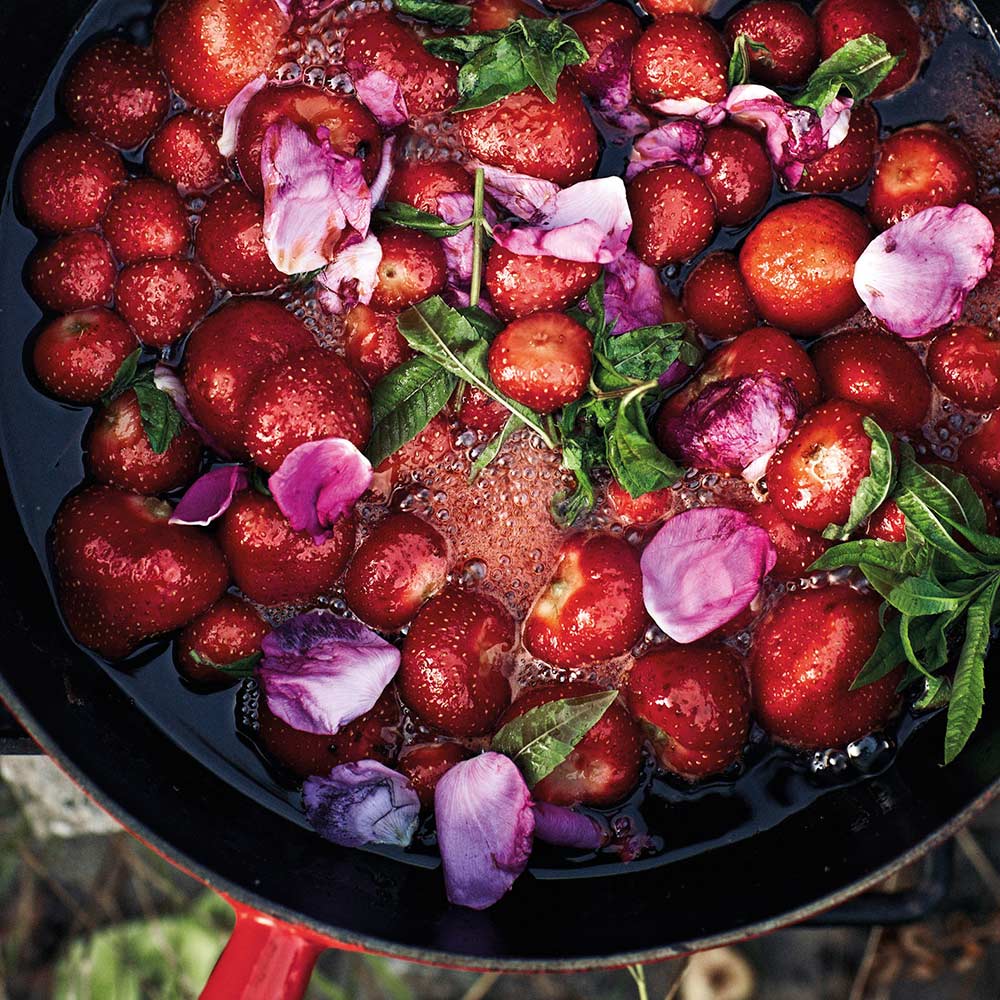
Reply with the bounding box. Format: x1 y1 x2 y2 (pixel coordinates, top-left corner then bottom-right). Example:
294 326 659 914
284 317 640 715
650 96 719 120
368 133 396 208
532 802 607 850
259 610 401 735
269 437 373 545
641 507 777 643
470 161 560 221
218 74 268 158
169 466 249 527
315 232 383 315
853 203 995 339
435 753 535 910
603 248 666 334
352 69 409 128
626 120 712 180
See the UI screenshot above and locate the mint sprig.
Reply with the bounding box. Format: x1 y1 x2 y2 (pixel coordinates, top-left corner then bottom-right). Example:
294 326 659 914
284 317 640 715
794 34 900 113
102 351 184 456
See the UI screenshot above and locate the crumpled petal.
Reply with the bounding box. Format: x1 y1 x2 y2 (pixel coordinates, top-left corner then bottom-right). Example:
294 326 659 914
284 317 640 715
218 74 268 158
273 0 336 14
436 192 497 285
168 466 249 526
641 507 777 644
269 438 373 545
259 610 401 735
659 372 801 481
853 203 995 339
603 248 667 333
650 96 724 122
368 133 396 208
153 362 230 455
626 120 712 180
315 233 384 315
435 753 535 910
532 802 607 850
471 161 560 221
303 760 420 848
352 69 409 128
582 37 649 133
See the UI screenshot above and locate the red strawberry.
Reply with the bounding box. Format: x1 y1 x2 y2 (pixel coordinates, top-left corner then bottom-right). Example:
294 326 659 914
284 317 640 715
605 479 681 527
385 160 473 214
146 112 227 193
153 0 289 110
344 512 450 631
628 165 717 267
63 38 169 149
815 0 922 98
370 226 448 312
865 499 907 542
524 533 646 667
958 417 1000 496
486 246 600 321
739 197 869 335
374 411 455 489
750 585 902 748
242 347 372 473
218 491 356 606
702 124 773 227
18 130 124 234
487 312 592 415
642 0 714 15
33 308 137 404
174 594 268 687
103 178 190 266
866 125 977 230
459 78 599 187
399 587 514 737
724 1 818 87
52 486 229 660
458 385 509 437
624 645 749 779
798 102 879 193
398 741 468 808
115 259 215 348
566 3 643 101
343 304 413 385
682 251 759 341
468 0 541 31
767 399 873 531
235 85 382 196
85 390 203 495
343 11 458 117
630 15 729 109
747 500 829 578
496 681 642 806
26 232 115 312
928 325 1000 413
195 183 283 293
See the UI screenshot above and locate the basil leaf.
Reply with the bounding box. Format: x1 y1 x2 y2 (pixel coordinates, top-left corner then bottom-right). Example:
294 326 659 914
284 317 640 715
469 414 521 481
727 33 771 87
395 0 471 27
492 689 618 787
132 379 184 455
189 650 262 677
822 417 895 541
374 201 470 237
606 395 682 499
794 34 901 113
599 324 687 384
102 348 142 404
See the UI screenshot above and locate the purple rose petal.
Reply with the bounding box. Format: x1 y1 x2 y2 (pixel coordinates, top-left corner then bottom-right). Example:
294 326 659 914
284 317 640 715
352 69 409 128
315 232 383 315
853 203 995 339
169 466 249 527
650 96 722 121
303 760 420 848
471 161 560 221
585 38 650 134
532 803 607 850
641 507 777 644
435 753 535 910
626 121 712 180
269 437 373 545
153 363 230 455
603 249 666 334
218 74 268 158
259 610 401 735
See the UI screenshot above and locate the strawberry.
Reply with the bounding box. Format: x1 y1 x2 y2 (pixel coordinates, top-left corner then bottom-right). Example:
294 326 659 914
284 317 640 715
738 197 869 336
928 325 1000 413
630 15 729 110
174 594 268 687
115 259 215 348
369 226 448 312
26 232 115 313
194 183 283 293
85 390 203 495
724 1 819 87
566 3 643 100
487 312 592 415
343 304 413 385
767 399 873 531
153 0 289 110
235 85 383 196
627 165 717 267
486 246 600 321
866 125 977 230
624 644 749 780
182 298 315 457
749 585 902 748
865 499 907 542
605 479 681 527
344 512 450 631
146 112 227 194
468 0 541 31
702 124 773 227
640 0 714 16
374 411 455 489
458 78 599 187
798 102 879 193
398 741 468 807
523 533 646 667
52 486 229 660
458 385 509 437
385 160 473 214
33 308 137 404
815 0 922 98
958 417 1000 496
242 347 372 473
343 11 458 118
747 499 829 578
18 131 124 234
399 587 514 737
62 38 169 149
218 491 357 606
682 251 759 341
103 178 190 266
496 682 642 806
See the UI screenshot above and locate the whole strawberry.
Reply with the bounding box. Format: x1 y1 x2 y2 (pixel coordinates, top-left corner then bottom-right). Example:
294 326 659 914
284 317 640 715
486 246 600 321
702 125 773 227
26 232 115 313
370 227 448 312
343 305 414 385
798 103 879 193
174 595 268 687
115 260 215 348
724 1 818 87
631 15 729 109
146 112 226 194
628 165 717 267
682 251 759 341
927 325 1000 413
103 178 190 266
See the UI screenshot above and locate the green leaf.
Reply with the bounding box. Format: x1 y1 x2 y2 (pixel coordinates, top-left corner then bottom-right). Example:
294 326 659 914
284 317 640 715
492 689 618 787
808 538 907 573
859 561 904 601
189 649 262 677
898 456 976 527
927 464 989 533
852 615 906 689
366 356 457 468
894 487 991 576
394 0 471 27
469 414 521 481
727 33 771 87
551 404 603 525
249 465 272 497
794 34 901 113
132 379 184 455
823 417 895 541
915 674 952 711
885 576 970 617
101 348 142 404
456 305 503 342
606 394 682 499
598 324 687 384
374 201 470 237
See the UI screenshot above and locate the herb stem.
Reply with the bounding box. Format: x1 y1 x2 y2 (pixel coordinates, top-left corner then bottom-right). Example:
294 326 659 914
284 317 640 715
469 167 486 309
589 379 660 402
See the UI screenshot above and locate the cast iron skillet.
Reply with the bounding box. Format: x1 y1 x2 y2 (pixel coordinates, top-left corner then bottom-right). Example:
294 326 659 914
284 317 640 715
2 0 1000 989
